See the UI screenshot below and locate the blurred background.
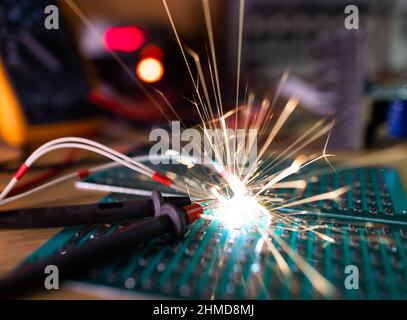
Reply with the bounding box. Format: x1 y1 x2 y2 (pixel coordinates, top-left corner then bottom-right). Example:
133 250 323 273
0 0 406 161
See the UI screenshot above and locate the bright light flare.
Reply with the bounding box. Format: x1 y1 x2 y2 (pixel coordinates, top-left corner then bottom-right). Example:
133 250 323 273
226 173 248 197
136 58 164 83
215 194 266 230
211 174 269 230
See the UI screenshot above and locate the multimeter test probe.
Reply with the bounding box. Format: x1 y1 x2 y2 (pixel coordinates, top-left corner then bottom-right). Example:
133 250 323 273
0 191 203 299
0 192 196 228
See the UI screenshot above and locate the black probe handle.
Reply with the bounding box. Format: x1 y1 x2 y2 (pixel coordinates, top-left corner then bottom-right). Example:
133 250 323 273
0 215 174 299
0 196 190 228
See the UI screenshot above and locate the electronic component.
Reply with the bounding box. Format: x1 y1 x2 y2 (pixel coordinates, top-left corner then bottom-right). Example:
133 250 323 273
77 163 407 222
23 163 407 299
0 193 191 228
0 0 103 146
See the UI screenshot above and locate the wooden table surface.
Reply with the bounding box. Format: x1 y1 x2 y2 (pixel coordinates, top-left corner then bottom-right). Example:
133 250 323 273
1 142 407 299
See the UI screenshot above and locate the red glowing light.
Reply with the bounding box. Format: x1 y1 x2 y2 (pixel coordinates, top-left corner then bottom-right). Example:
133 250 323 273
103 26 145 53
141 45 164 60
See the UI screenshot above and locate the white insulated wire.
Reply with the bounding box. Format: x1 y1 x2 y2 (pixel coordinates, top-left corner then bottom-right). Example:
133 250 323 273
26 137 154 174
0 140 156 203
0 162 118 207
0 142 215 207
30 143 154 177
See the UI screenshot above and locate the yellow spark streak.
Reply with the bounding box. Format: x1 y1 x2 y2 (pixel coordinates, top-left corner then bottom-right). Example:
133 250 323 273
255 70 290 141
256 97 299 161
267 69 290 127
234 0 245 176
270 180 307 189
185 48 227 170
238 108 272 179
202 0 232 175
261 235 292 278
162 0 215 139
298 153 336 171
185 48 214 124
202 0 223 115
185 99 226 174
315 232 336 243
270 186 349 212
242 97 298 184
255 156 306 196
154 89 185 126
211 187 226 202
205 53 223 127
271 232 338 298
248 121 333 187
260 119 327 171
321 119 341 177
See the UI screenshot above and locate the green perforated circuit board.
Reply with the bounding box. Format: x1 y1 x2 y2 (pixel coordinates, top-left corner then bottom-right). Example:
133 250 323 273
24 164 407 299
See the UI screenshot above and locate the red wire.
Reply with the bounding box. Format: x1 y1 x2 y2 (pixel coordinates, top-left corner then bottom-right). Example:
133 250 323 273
8 150 80 197
89 90 162 122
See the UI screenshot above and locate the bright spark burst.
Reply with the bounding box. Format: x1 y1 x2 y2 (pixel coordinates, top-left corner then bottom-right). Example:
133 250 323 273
64 0 353 299
211 185 268 230
161 0 349 298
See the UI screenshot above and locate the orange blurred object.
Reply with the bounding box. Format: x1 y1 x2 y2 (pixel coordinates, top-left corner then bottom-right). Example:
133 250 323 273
136 58 164 83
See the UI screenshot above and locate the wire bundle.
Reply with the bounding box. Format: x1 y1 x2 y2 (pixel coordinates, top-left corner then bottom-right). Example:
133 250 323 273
0 137 183 206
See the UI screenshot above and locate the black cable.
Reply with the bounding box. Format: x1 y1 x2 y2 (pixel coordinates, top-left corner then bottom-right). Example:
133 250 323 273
0 194 190 228
0 200 191 299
